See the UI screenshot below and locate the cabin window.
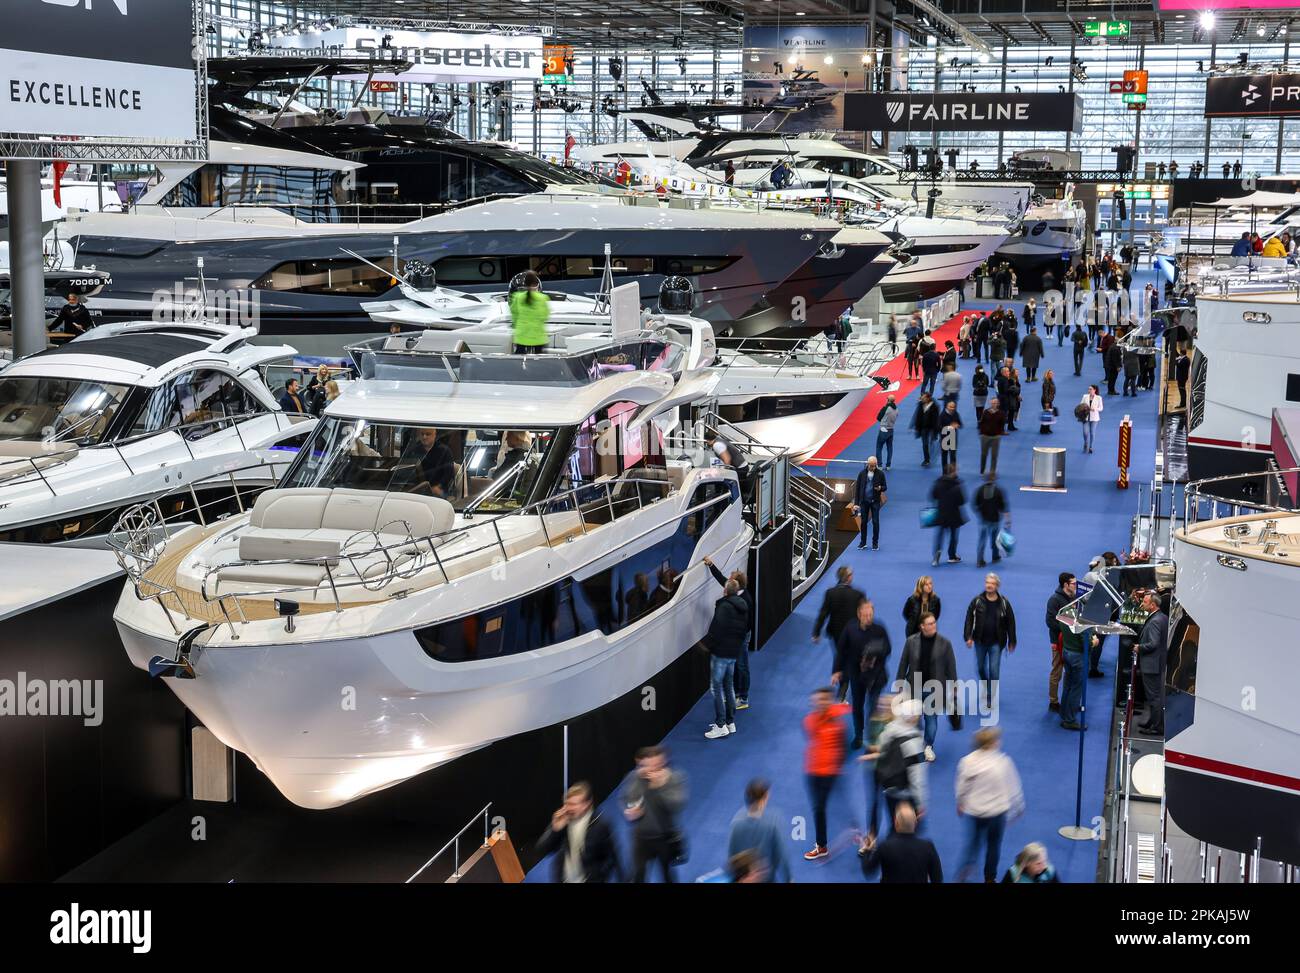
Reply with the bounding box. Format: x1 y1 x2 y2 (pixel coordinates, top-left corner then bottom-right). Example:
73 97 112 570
127 370 262 440
0 376 131 446
161 164 339 209
251 257 405 296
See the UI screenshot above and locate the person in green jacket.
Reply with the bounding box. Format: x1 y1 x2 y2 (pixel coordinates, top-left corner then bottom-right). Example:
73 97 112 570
509 271 550 353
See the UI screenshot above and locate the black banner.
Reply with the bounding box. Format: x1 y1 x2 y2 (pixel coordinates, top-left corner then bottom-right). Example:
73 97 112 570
844 91 1082 132
1205 73 1300 118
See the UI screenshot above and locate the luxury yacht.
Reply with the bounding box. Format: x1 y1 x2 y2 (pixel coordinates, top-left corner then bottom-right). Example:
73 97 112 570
111 327 752 809
994 194 1087 270
575 129 1034 219
1167 474 1300 864
592 151 1004 304
0 321 313 545
1184 289 1300 483
362 276 893 463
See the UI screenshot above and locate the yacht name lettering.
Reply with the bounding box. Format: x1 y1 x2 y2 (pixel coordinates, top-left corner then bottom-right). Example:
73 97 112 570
907 101 1031 122
353 39 539 70
8 79 142 112
1271 85 1300 101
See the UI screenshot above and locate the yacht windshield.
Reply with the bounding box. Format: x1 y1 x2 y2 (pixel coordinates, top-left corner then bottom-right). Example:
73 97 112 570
0 376 133 445
279 417 558 512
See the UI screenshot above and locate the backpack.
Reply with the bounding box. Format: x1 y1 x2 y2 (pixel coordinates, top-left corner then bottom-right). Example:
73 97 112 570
876 731 912 790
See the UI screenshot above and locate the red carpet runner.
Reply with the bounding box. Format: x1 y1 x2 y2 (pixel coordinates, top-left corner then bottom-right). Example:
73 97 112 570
803 309 971 468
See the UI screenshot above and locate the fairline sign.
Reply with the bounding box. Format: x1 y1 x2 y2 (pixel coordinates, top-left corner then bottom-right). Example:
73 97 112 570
845 91 1082 132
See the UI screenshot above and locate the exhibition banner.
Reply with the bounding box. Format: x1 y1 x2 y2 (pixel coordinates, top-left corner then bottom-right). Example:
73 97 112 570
741 25 868 134
0 0 198 140
844 91 1083 133
268 27 544 83
1204 73 1300 118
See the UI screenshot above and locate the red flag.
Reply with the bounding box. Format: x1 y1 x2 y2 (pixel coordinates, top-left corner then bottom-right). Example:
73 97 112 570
52 160 69 209
564 133 576 163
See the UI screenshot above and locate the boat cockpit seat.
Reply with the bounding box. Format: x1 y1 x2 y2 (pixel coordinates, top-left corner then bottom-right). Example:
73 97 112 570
0 441 80 483
411 332 470 354
217 488 456 597
459 332 513 356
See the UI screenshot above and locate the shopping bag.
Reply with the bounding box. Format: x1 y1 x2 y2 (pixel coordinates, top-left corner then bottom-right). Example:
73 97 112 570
997 527 1016 557
919 506 939 528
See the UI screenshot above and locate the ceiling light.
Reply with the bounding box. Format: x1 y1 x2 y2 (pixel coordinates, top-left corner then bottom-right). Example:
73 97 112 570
1258 25 1267 36
796 10 805 15
824 55 834 64
1200 12 1216 30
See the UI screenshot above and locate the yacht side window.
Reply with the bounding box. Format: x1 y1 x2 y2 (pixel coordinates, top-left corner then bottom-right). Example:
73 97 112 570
128 370 261 440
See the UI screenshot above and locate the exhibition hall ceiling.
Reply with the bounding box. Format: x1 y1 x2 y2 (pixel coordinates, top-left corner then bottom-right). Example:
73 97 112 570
304 1 1300 49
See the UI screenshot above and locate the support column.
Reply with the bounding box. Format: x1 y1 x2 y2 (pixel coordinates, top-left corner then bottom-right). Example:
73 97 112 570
996 42 1008 166
6 159 47 359
1066 35 1076 153
1202 42 1216 171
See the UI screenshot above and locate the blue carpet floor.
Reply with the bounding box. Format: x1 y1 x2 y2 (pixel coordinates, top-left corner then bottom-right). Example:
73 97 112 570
529 282 1158 884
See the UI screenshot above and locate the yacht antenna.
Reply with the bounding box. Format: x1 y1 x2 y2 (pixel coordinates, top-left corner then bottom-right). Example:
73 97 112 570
594 243 614 314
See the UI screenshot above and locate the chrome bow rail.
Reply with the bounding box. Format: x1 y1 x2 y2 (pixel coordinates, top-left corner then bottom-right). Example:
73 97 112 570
0 410 312 498
1182 467 1299 529
113 470 735 635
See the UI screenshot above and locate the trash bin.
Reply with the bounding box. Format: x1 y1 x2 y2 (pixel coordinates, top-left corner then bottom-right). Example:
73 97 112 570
1032 446 1066 489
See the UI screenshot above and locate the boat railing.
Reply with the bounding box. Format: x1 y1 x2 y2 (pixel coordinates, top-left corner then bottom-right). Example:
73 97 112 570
0 410 313 499
1181 467 1299 531
114 468 734 631
162 193 526 226
714 334 893 380
345 329 675 383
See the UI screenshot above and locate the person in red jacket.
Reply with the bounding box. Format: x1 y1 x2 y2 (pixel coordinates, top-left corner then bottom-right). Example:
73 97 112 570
803 687 851 861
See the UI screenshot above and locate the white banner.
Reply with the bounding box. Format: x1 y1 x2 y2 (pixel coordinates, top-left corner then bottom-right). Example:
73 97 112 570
267 28 544 83
0 49 197 140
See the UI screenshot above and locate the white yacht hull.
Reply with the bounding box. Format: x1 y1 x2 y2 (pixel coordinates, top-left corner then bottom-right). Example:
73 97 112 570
1186 292 1300 482
114 484 751 809
1167 515 1300 862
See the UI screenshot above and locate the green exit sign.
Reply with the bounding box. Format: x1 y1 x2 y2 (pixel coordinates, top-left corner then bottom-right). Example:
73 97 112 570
1085 20 1131 37
1122 93 1147 104
1124 190 1152 199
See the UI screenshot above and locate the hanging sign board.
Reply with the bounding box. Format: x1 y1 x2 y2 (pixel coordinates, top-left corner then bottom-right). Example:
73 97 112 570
1205 72 1300 117
0 0 199 141
844 91 1082 132
268 27 544 83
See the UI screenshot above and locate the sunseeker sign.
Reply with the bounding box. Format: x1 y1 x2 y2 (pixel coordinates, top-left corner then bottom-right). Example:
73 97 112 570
845 92 1082 133
0 0 198 140
267 27 544 83
1205 73 1300 118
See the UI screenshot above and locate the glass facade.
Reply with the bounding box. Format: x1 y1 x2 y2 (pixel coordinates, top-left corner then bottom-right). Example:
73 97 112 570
202 5 1296 175
902 38 1295 175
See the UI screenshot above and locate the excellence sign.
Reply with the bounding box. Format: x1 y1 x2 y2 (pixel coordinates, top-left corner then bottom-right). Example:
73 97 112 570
0 0 198 141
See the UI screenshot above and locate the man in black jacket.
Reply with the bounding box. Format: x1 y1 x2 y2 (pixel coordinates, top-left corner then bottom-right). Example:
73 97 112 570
860 802 943 883
896 613 957 759
1044 573 1076 713
852 456 888 550
1071 325 1088 376
920 346 941 395
1104 339 1123 396
1174 350 1191 408
812 565 865 647
911 392 940 468
536 781 623 883
832 598 892 749
1135 591 1169 735
706 557 755 711
702 574 750 738
962 573 1018 713
929 465 967 566
971 471 1009 567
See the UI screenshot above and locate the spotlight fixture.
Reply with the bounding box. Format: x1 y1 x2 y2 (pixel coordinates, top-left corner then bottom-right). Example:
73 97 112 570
608 56 623 80
1045 56 1054 67
1200 11 1216 31
677 55 688 74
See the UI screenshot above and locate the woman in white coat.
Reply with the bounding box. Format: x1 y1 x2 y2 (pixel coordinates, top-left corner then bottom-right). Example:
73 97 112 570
1079 384 1104 453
